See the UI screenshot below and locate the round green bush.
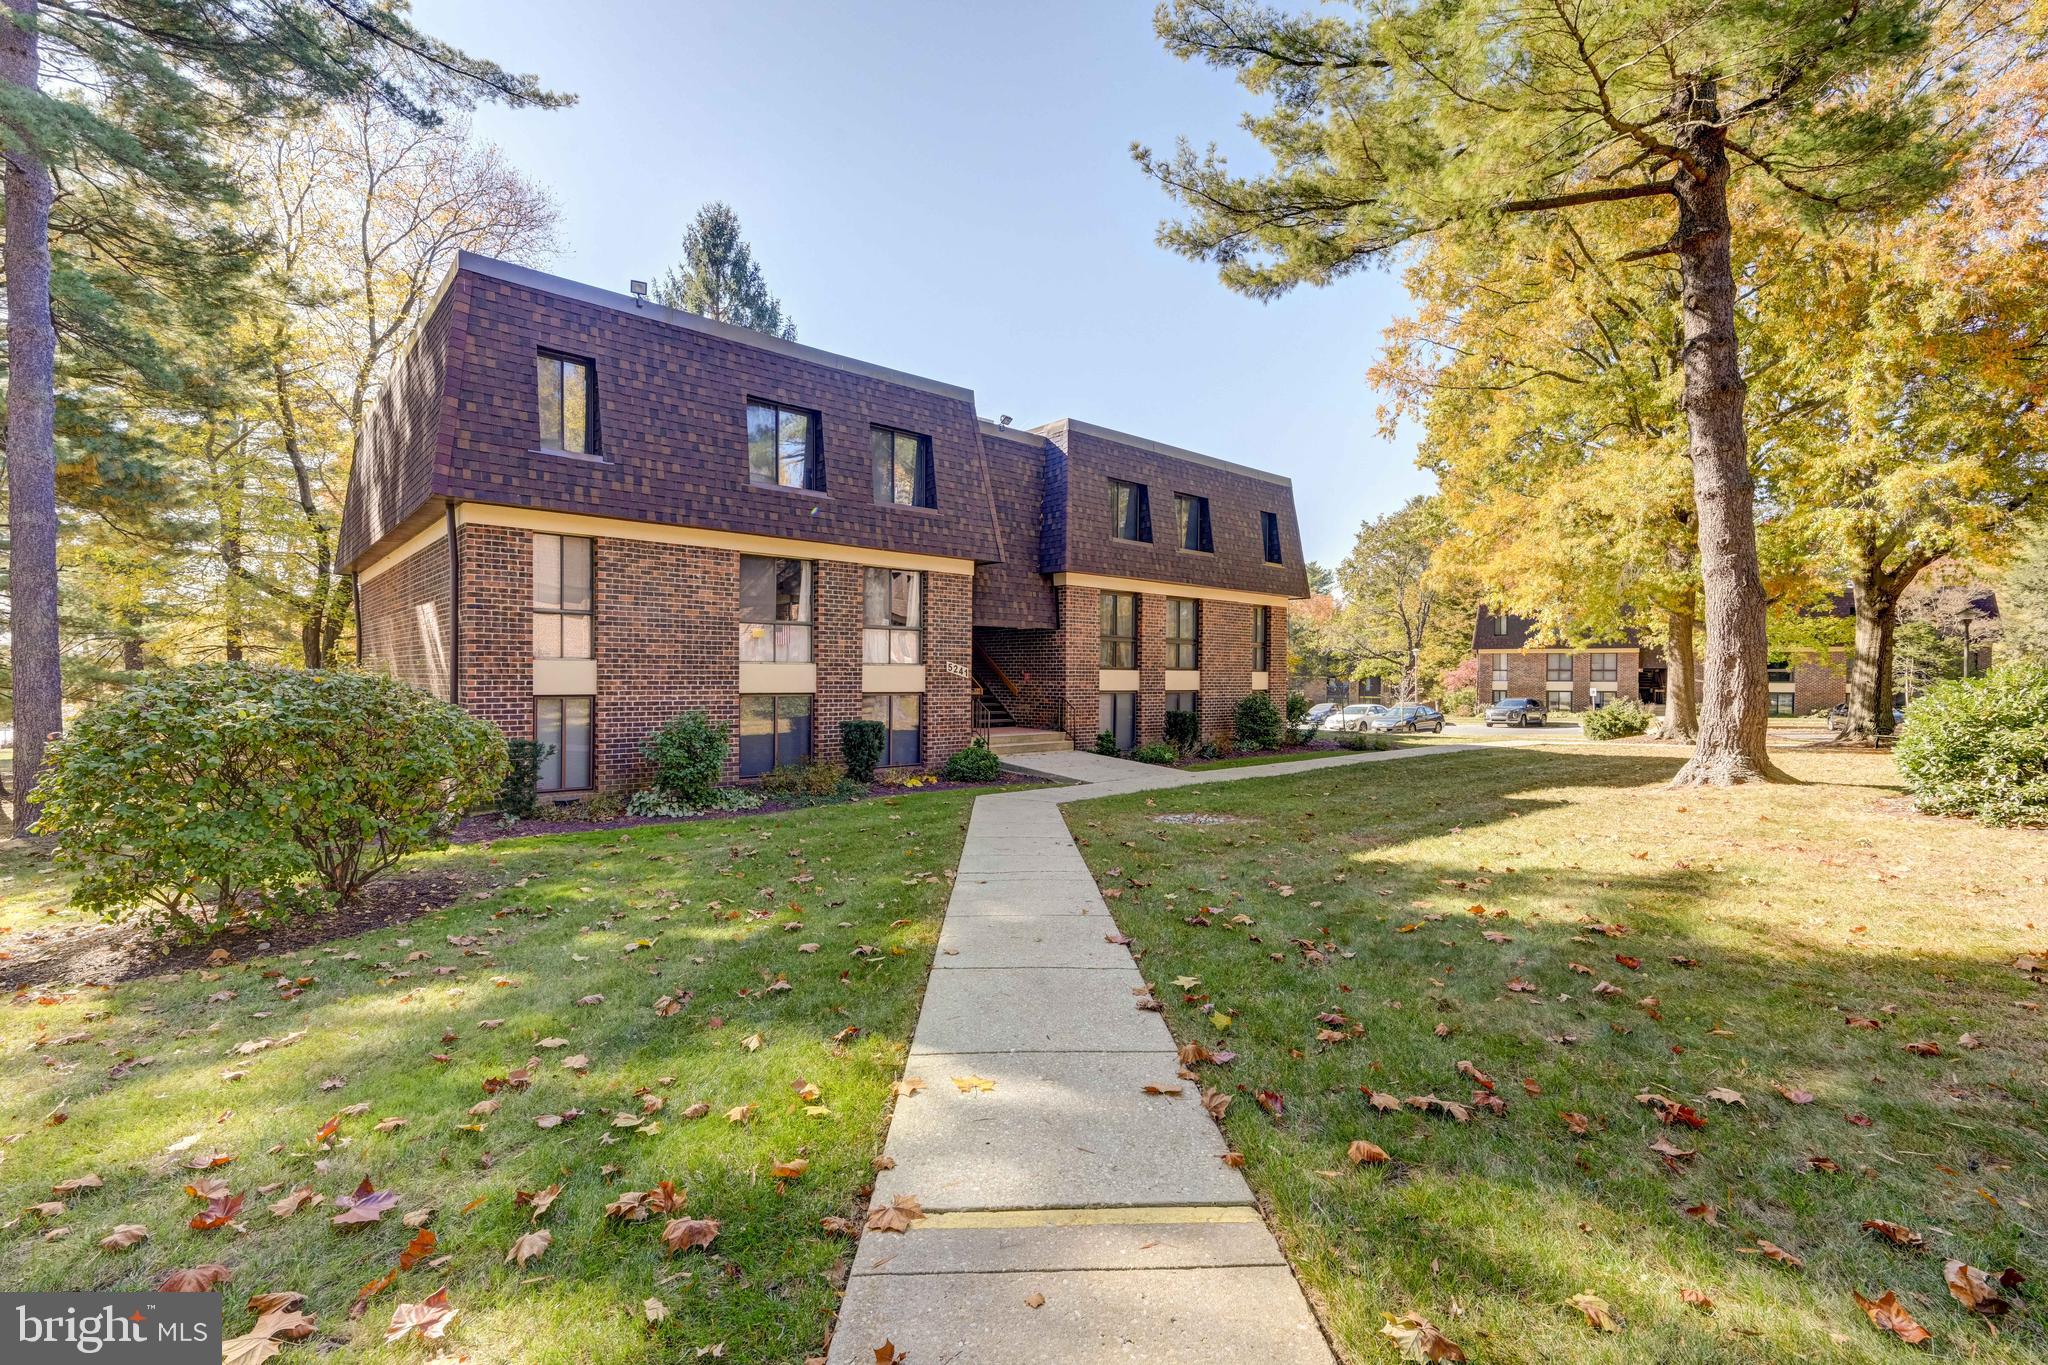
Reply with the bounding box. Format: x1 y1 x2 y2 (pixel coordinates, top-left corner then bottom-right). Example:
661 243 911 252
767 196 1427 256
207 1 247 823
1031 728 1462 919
1284 692 1310 725
1581 696 1653 741
839 719 886 784
1894 662 2048 826
1131 742 1178 764
643 710 728 806
1336 731 1391 751
1233 691 1283 750
943 741 1003 782
35 664 506 940
1093 731 1121 756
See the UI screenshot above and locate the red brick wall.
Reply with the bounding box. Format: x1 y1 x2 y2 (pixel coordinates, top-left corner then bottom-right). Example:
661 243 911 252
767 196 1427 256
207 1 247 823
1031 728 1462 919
1198 600 1255 739
1056 585 1101 745
358 536 451 698
450 521 972 788
974 627 1064 730
1477 649 1641 710
1792 650 1848 712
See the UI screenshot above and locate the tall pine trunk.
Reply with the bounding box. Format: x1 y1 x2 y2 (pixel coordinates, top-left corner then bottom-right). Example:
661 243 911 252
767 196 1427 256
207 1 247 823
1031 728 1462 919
1667 76 1778 785
1663 605 1700 742
3 0 62 834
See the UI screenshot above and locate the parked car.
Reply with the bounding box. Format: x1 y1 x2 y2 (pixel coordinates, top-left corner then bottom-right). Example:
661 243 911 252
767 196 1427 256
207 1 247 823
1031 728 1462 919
1484 697 1548 727
1370 704 1446 734
1302 702 1340 730
1325 703 1390 733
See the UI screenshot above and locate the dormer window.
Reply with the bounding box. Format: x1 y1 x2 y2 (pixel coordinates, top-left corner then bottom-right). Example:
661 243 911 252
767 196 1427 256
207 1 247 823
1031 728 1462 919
536 353 593 455
1109 479 1150 542
1175 494 1213 553
747 401 824 491
1261 511 1283 564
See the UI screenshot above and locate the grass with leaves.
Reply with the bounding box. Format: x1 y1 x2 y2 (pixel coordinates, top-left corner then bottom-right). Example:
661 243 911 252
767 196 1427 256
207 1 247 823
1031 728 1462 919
0 791 978 1363
1067 746 2046 1363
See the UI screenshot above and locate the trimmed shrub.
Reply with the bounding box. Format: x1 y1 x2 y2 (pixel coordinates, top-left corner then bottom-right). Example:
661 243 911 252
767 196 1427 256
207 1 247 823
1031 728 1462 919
1336 731 1392 751
1233 691 1283 751
840 719 887 784
757 758 850 799
1164 709 1200 752
1132 742 1178 764
1581 696 1653 741
500 739 549 818
1094 731 1121 756
35 664 505 940
643 711 727 807
943 741 1003 783
1285 692 1310 725
1895 662 2048 826
626 785 765 818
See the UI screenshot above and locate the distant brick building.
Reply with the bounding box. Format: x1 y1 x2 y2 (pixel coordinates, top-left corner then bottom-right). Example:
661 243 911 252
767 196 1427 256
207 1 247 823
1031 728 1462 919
341 254 1306 795
1471 610 1850 717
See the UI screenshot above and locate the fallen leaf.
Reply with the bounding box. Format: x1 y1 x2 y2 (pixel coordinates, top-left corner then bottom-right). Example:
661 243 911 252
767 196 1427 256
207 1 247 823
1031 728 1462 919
1775 1086 1816 1105
1852 1289 1933 1345
1704 1087 1745 1107
1862 1219 1924 1249
1560 1111 1592 1137
1348 1140 1391 1165
1680 1287 1713 1312
1741 1239 1805 1270
772 1158 810 1180
506 1228 552 1267
866 1194 926 1234
51 1173 102 1196
1567 1292 1622 1332
1945 1260 2023 1316
99 1224 149 1250
661 1218 720 1255
269 1187 322 1218
644 1297 668 1324
399 1227 437 1270
874 1343 907 1365
1379 1312 1466 1362
1024 1292 1045 1309
159 1264 231 1292
332 1179 400 1226
384 1287 459 1343
951 1075 995 1094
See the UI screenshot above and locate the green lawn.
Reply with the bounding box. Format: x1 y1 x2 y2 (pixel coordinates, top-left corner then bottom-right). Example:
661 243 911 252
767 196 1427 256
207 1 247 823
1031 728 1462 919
1 793 976 1362
1066 746 2045 1363
1184 747 1394 772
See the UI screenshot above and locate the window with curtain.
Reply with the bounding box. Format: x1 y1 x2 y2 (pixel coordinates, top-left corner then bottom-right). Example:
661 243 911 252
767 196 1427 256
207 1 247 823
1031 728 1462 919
1251 607 1268 672
863 568 922 663
1099 591 1136 668
536 353 594 454
861 693 922 767
1108 479 1150 542
739 556 812 662
870 427 934 507
1164 598 1198 669
532 534 593 660
746 401 823 490
535 696 593 791
1174 493 1213 553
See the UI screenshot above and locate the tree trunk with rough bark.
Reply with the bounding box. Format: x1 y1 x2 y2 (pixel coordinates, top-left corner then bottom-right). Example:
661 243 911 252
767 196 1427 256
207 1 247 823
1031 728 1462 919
1663 605 1700 742
1841 574 1902 743
1666 76 1779 786
3 0 62 834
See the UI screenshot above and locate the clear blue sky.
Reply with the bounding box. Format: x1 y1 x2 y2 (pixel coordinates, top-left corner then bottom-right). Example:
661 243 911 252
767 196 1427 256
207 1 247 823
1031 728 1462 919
414 0 1432 570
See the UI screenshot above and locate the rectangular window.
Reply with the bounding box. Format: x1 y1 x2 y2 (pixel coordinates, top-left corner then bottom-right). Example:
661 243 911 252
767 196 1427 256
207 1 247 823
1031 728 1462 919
1590 652 1618 683
1546 654 1573 683
1165 690 1198 715
1165 597 1199 670
1491 614 1510 637
1175 493 1213 553
1491 688 1508 704
739 694 812 777
1769 690 1796 717
1100 591 1136 669
746 401 823 491
532 534 594 660
861 693 922 768
1261 511 1283 565
1108 479 1150 542
870 427 934 508
863 568 922 664
1767 657 1794 683
536 353 593 455
1547 689 1573 711
1098 691 1136 751
535 696 593 792
1251 607 1268 672
1489 654 1509 684
738 556 813 662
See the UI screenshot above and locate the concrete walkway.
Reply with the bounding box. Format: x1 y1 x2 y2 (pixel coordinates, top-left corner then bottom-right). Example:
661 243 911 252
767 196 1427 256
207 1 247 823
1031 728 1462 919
826 744 1479 1364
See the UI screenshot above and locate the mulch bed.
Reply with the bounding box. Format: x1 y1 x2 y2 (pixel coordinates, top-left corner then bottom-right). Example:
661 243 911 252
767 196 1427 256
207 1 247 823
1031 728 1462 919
0 869 474 991
448 772 1038 845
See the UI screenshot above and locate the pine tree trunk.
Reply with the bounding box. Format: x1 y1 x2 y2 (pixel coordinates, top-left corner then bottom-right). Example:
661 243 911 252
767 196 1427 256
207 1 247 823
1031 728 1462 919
1666 76 1779 786
1664 605 1700 742
1841 581 1899 743
3 0 63 834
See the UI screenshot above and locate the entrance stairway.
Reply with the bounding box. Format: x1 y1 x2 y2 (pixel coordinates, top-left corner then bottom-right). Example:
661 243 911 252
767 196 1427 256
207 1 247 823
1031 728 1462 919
983 727 1074 757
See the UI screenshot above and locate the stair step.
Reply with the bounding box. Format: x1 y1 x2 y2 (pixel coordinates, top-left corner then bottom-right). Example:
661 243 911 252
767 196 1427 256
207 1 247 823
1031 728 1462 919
984 729 1074 756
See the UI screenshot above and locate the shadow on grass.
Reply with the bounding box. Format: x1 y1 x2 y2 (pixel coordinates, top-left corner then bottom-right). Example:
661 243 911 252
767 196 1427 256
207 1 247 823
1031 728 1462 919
1065 745 2046 1363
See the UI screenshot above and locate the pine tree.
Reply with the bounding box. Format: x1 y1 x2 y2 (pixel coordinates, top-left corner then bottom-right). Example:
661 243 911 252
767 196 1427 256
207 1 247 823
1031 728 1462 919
654 203 798 340
1 0 567 832
1136 0 1961 785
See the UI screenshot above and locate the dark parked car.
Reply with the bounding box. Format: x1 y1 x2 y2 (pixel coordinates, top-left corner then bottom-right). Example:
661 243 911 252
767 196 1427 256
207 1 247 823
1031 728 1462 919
1484 697 1548 727
1370 704 1445 734
1826 702 1907 733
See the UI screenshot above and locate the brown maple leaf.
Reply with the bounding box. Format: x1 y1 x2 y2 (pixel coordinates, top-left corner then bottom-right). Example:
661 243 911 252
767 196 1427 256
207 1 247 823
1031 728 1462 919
865 1194 926 1234
1945 1260 2024 1316
1379 1312 1466 1362
506 1228 552 1267
1852 1289 1932 1344
383 1287 458 1343
661 1217 720 1255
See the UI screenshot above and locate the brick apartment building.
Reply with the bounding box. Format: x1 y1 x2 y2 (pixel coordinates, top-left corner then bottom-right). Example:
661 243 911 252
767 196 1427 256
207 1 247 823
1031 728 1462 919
340 254 1306 796
1473 610 1850 716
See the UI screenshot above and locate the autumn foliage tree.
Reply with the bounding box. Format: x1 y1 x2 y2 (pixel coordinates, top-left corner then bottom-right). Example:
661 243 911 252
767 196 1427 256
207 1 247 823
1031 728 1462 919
1138 0 1961 784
